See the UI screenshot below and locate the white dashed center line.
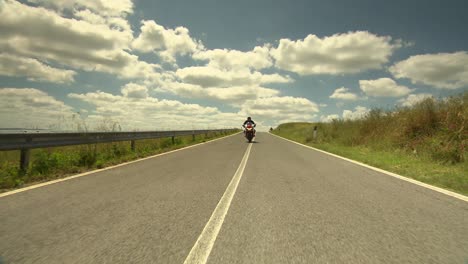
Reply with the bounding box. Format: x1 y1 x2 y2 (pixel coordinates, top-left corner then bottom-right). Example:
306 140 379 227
183 143 253 264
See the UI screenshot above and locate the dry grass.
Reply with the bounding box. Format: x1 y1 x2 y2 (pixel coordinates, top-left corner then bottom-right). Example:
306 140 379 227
272 92 467 195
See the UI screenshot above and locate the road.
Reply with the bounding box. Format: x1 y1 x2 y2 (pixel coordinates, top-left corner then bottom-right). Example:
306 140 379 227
1 132 467 263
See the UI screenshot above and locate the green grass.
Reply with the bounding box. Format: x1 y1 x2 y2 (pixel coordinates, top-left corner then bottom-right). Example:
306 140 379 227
0 130 239 192
271 92 467 196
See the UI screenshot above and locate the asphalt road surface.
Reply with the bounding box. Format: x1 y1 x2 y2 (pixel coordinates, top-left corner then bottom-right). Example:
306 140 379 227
1 133 467 263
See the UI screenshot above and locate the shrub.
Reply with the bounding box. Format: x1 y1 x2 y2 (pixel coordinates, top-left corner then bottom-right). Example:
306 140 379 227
401 98 439 139
32 150 59 175
0 162 21 189
274 91 467 164
78 146 97 168
159 138 173 149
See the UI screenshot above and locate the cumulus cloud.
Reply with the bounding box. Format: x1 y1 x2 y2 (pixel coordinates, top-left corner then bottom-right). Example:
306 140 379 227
73 9 131 32
176 67 252 87
175 66 292 88
397 93 434 107
0 53 76 84
329 87 359 100
0 1 132 51
121 83 149 99
162 82 280 104
0 1 159 80
69 91 218 116
68 90 246 130
320 114 340 122
270 31 401 75
359 78 412 97
240 96 319 125
0 88 76 129
260 73 293 84
159 65 291 105
132 20 204 63
28 0 133 32
343 106 369 120
203 86 280 103
193 46 273 70
26 0 134 17
390 52 468 89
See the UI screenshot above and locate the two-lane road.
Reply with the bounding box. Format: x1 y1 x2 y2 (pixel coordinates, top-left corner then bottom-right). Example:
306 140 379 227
1 133 467 263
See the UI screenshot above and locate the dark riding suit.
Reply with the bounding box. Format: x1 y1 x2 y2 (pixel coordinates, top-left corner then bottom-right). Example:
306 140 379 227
243 119 256 135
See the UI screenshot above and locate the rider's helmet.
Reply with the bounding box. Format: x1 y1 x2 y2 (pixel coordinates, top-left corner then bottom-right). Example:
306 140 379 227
247 117 251 120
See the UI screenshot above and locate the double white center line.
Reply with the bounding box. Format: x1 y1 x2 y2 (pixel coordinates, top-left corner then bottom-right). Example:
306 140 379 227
183 143 253 264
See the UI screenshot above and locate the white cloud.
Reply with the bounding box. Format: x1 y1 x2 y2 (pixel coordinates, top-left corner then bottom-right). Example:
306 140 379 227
119 58 163 80
0 88 76 129
359 78 412 97
121 83 149 99
240 96 319 125
132 20 204 63
270 31 401 75
68 90 247 130
69 91 218 116
1 1 132 50
260 73 293 84
329 87 359 100
73 9 131 32
161 65 291 105
203 86 280 103
390 52 468 89
0 1 158 80
175 66 292 88
0 53 76 84
320 114 340 122
397 93 434 107
193 46 273 70
162 82 280 104
176 67 252 87
27 0 134 17
343 106 369 120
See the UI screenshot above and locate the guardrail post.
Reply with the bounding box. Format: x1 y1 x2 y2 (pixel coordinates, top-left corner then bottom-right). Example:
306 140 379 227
131 140 135 151
171 136 175 145
20 148 30 174
19 136 33 174
192 131 195 141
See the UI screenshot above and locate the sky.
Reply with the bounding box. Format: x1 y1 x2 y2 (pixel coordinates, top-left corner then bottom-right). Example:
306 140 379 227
0 0 467 131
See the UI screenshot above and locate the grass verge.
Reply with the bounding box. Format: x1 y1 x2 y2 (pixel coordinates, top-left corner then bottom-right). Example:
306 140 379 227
273 127 468 195
272 93 467 195
0 130 239 192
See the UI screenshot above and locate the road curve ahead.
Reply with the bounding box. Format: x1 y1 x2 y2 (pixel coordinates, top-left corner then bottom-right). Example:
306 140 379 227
1 132 467 263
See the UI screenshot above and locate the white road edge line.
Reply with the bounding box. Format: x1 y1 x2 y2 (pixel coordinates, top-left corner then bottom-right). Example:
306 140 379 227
0 132 242 198
183 143 253 264
269 133 468 203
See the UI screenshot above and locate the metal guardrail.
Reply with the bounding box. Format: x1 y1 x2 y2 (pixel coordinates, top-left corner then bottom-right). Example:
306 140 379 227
0 129 237 172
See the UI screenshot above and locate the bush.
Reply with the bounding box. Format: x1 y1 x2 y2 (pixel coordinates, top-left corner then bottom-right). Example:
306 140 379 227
32 150 60 175
274 91 467 164
0 162 21 189
401 98 439 139
159 138 173 149
78 146 97 168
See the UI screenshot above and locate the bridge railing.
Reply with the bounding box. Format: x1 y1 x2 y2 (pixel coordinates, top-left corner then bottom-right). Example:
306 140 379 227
0 129 238 172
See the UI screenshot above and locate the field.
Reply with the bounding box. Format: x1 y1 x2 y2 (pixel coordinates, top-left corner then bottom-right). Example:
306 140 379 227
0 130 239 191
272 92 467 195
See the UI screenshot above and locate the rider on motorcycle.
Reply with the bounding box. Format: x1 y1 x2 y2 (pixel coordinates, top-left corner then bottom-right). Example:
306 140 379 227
242 117 256 136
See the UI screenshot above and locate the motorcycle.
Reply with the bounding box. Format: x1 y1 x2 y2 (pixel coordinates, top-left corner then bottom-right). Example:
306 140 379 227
243 122 255 143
